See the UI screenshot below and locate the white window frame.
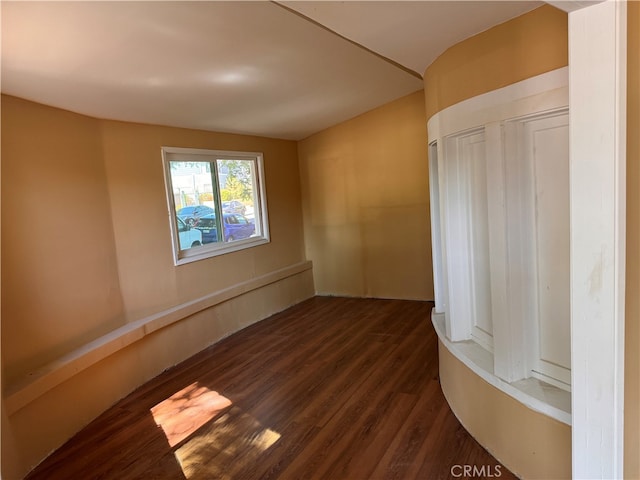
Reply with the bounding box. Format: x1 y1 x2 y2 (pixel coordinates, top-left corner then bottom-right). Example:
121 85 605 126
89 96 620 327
161 146 270 265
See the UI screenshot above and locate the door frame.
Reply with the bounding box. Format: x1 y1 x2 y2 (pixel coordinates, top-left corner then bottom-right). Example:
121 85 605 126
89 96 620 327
548 0 627 477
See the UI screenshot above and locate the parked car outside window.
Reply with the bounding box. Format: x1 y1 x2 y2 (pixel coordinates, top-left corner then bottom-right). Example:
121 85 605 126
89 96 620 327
177 217 203 250
196 213 255 243
177 205 215 226
222 200 246 215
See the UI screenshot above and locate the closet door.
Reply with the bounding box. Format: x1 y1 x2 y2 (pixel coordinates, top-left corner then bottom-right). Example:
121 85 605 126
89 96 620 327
463 132 493 350
506 110 571 389
443 129 493 347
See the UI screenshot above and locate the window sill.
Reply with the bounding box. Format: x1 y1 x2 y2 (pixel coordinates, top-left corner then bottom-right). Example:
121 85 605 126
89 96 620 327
176 236 269 265
432 310 571 426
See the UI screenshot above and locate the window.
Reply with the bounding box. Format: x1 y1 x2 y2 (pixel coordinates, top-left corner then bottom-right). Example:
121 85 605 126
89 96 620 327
162 147 269 265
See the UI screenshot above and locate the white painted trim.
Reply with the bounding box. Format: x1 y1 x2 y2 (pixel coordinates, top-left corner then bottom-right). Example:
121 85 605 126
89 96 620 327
428 142 445 313
435 139 452 334
484 121 522 382
4 260 313 415
545 1 604 13
568 0 626 477
427 67 569 142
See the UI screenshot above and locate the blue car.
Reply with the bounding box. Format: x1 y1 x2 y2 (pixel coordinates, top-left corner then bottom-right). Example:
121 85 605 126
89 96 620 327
177 205 215 226
195 213 255 243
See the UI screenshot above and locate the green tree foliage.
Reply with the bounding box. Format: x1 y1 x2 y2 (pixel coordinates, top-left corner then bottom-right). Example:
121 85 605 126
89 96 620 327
219 160 253 203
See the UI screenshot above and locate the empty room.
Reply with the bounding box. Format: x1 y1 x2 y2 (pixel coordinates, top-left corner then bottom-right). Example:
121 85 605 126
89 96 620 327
2 1 638 479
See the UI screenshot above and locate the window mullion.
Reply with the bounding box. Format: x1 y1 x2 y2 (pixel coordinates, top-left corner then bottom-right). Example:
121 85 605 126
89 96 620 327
211 158 224 243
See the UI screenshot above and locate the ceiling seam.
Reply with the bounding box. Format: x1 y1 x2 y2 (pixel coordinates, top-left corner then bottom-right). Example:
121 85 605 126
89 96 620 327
271 1 423 80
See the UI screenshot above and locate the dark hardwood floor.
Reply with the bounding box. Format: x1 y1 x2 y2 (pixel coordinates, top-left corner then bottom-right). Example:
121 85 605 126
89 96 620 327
25 296 516 480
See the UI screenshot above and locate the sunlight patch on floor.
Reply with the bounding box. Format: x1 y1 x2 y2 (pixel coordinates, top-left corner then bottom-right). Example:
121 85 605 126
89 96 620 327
173 408 281 479
150 381 281 479
150 382 232 447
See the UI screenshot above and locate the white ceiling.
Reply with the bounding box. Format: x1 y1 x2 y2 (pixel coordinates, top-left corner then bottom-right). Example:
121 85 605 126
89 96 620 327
1 1 542 140
282 1 542 76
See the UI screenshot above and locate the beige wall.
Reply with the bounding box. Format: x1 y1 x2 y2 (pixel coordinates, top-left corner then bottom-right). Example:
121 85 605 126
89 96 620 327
1 96 313 478
423 6 572 478
298 90 433 300
5 270 314 479
100 119 307 320
1 96 125 386
423 5 568 121
626 2 640 478
439 344 572 479
1 3 637 478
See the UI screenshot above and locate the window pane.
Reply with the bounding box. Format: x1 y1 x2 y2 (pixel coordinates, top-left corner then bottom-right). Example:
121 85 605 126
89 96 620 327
217 159 258 242
169 161 220 249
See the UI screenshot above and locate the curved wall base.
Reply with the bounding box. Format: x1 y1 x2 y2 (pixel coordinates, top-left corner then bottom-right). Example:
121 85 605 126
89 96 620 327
438 340 571 480
7 268 315 479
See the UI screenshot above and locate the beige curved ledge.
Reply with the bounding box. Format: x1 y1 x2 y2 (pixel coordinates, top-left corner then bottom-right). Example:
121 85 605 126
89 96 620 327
5 260 313 415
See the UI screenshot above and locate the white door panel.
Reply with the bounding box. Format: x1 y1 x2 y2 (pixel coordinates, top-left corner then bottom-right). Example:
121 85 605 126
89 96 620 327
521 111 571 387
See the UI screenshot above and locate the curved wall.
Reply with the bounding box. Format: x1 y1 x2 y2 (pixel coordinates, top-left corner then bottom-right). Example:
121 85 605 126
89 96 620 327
423 6 571 479
1 96 314 478
423 5 568 121
439 343 572 479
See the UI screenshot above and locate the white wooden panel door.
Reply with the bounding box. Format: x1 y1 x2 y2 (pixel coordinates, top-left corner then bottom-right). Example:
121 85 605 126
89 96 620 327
461 132 494 350
443 129 493 346
443 132 475 341
524 112 571 388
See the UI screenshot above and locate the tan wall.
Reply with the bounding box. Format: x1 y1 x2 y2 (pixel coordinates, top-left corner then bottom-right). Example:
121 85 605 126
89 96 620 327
100 119 307 320
1 96 312 478
423 6 571 478
1 96 125 386
298 90 433 300
626 2 640 478
439 344 572 479
423 5 568 121
6 270 314 479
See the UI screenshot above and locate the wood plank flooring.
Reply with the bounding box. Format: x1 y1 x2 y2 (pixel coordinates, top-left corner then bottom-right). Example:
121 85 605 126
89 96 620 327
25 296 516 480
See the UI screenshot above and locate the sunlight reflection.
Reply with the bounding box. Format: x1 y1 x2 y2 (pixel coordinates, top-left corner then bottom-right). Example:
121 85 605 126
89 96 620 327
151 382 282 479
174 409 281 479
150 382 232 447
